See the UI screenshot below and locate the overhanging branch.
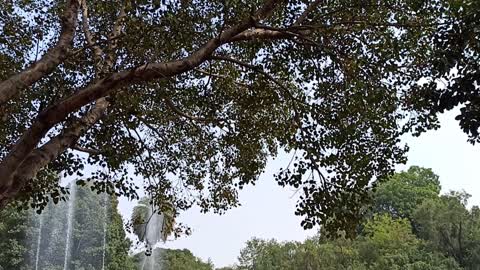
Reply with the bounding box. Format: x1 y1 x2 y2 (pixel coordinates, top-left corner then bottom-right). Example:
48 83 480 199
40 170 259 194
209 55 307 106
294 0 323 26
71 145 103 155
0 0 281 197
0 0 80 106
0 98 109 205
163 96 209 122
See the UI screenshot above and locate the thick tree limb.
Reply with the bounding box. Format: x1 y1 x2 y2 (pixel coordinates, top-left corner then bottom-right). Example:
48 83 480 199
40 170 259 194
3 1 126 195
229 28 289 42
0 1 128 204
230 0 324 42
0 0 280 203
253 24 318 45
0 98 108 205
293 0 323 26
80 0 104 65
0 0 79 106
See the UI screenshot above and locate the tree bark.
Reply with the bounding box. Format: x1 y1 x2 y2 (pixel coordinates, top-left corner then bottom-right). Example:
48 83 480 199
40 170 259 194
0 0 281 206
0 98 109 206
0 0 79 105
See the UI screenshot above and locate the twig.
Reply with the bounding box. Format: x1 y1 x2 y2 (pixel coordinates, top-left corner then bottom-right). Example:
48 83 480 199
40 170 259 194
71 145 103 155
293 0 323 26
209 55 308 107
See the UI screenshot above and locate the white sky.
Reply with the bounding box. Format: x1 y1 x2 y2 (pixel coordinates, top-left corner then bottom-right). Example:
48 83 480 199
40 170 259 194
119 108 480 268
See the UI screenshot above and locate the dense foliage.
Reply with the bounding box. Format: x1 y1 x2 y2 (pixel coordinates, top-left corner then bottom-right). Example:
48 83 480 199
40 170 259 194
0 185 135 270
133 248 215 270
413 0 480 143
1 0 479 236
223 167 480 270
0 204 28 269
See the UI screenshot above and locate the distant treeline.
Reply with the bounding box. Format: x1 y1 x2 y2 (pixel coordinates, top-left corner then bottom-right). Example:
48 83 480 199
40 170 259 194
222 166 480 270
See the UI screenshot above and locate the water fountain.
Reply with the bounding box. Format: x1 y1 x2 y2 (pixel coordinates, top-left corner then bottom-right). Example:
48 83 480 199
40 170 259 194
31 183 81 270
136 201 167 270
102 193 108 270
25 186 166 270
34 214 43 270
63 183 77 270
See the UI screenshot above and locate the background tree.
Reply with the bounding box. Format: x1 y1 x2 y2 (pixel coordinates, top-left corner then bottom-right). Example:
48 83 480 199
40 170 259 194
105 196 137 270
372 166 441 225
0 204 29 270
357 214 458 270
232 167 472 270
0 0 459 234
414 192 480 269
234 215 460 270
133 247 214 270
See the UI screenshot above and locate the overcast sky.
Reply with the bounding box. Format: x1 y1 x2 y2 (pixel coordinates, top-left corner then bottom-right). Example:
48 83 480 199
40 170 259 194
118 108 480 268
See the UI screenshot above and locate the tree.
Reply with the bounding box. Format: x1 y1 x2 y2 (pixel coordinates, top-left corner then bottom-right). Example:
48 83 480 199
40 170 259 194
237 238 308 270
411 0 480 143
0 0 462 233
414 192 480 269
372 166 441 221
235 215 460 270
161 249 214 270
358 214 459 270
104 196 137 270
0 204 29 270
133 247 214 270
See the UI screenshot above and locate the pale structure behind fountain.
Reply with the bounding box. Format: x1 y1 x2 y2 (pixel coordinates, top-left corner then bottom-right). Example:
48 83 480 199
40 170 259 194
132 198 170 270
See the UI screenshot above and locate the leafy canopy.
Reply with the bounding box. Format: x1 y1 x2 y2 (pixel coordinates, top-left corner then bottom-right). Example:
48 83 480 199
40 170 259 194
0 0 477 234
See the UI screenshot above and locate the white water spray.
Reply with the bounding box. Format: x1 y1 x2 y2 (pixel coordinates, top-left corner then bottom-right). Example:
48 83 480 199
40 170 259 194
101 193 108 270
134 199 169 269
63 184 77 270
141 254 147 270
148 208 157 270
150 250 155 270
34 214 43 270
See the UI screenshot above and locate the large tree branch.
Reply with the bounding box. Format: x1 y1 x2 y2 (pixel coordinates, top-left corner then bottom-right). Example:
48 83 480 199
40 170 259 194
293 0 323 26
80 0 104 66
106 0 127 68
230 17 438 44
0 0 280 201
228 28 289 42
71 145 103 155
0 98 108 205
1 1 129 199
229 0 324 43
0 0 80 106
0 1 129 204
